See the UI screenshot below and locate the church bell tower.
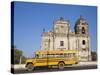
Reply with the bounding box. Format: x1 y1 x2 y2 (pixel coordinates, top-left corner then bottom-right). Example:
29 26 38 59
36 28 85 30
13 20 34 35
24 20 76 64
74 15 91 61
74 16 88 35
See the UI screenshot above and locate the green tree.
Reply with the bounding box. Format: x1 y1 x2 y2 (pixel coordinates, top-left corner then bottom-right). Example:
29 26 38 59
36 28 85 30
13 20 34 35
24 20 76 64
11 45 27 64
14 49 22 64
91 51 97 61
21 56 27 64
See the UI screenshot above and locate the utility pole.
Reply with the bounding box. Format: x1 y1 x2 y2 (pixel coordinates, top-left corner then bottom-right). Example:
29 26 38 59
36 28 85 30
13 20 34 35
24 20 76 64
52 23 55 50
87 36 90 61
53 33 55 50
67 20 70 50
19 56 22 64
48 33 50 50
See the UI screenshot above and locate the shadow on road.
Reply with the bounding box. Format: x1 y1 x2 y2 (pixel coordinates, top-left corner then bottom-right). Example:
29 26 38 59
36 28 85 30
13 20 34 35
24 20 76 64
12 65 97 74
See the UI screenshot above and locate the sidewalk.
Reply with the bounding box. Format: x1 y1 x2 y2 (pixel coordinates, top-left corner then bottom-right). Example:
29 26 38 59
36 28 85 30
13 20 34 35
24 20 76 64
12 61 97 69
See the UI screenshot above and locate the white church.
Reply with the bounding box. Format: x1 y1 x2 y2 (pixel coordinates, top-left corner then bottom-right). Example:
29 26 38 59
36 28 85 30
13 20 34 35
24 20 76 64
41 16 91 61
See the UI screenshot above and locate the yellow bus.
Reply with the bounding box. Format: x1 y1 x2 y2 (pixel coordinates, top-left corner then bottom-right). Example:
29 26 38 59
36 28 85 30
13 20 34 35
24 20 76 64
25 50 78 71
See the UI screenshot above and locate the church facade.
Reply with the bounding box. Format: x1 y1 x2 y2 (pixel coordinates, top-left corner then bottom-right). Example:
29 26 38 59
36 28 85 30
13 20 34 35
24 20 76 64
41 16 91 61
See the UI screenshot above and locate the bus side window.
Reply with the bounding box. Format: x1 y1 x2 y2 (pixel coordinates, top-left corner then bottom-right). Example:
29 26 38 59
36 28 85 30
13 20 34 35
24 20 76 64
47 54 54 58
67 53 70 57
71 53 74 57
73 53 75 57
55 54 59 58
70 53 73 57
42 54 46 58
64 53 67 57
65 54 68 58
68 53 71 57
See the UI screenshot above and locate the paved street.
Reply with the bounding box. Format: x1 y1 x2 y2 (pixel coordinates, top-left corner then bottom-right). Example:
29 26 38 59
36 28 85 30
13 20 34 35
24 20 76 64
12 63 97 74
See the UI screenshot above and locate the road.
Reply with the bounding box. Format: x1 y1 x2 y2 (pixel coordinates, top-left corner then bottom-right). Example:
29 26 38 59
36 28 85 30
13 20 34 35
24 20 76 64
12 64 97 74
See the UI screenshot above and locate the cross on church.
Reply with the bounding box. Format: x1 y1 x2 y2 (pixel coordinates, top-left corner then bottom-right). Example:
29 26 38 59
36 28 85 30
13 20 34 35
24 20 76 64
60 17 64 21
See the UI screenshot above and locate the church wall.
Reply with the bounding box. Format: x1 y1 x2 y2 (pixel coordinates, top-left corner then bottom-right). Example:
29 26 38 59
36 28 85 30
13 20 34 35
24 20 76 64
69 36 77 50
77 36 91 61
41 35 50 50
54 36 68 50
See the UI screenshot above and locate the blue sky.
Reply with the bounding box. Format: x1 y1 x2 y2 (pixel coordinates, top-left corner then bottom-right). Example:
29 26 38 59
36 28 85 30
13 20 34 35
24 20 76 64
13 1 97 57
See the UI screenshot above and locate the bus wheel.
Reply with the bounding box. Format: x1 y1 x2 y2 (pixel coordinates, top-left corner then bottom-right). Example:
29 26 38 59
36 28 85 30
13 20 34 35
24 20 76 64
26 64 34 71
58 62 65 70
75 62 78 64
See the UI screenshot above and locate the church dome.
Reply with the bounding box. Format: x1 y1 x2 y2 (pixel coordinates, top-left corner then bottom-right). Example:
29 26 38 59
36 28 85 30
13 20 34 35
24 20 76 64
54 17 69 24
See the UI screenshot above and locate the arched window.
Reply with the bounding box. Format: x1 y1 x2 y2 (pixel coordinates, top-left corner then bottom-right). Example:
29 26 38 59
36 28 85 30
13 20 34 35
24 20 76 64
82 40 85 45
82 27 85 34
60 41 64 46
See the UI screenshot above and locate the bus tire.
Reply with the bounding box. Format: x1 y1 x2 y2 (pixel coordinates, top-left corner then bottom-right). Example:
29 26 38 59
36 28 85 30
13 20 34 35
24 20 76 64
75 62 78 64
26 63 34 71
58 62 65 70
